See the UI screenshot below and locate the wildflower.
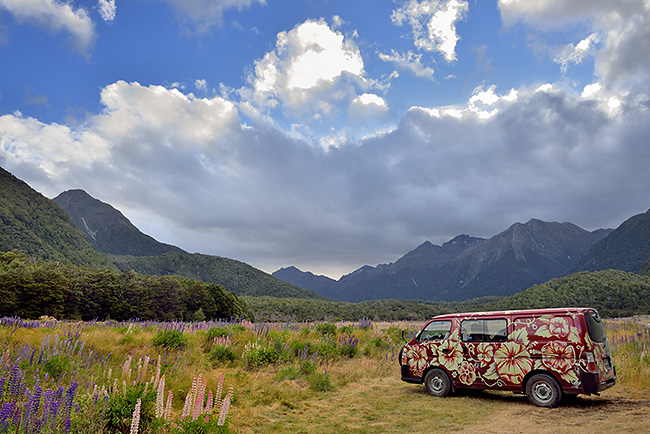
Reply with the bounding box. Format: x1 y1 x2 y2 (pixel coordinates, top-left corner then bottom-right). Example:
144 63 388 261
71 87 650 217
129 398 141 434
217 386 233 426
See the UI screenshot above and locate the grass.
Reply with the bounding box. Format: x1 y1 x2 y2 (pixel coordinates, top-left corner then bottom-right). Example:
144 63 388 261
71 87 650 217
0 317 648 433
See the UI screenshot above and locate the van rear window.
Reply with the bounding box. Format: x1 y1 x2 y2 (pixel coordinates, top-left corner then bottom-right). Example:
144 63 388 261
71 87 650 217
584 310 606 343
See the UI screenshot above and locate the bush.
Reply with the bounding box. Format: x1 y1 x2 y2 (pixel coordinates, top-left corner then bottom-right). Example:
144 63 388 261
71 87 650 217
210 345 236 365
315 323 337 336
206 326 229 339
307 373 334 392
105 384 160 434
43 354 71 378
152 329 186 349
242 342 280 369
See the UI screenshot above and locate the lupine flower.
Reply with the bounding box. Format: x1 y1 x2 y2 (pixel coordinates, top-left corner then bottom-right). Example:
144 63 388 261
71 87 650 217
217 386 233 426
129 398 141 434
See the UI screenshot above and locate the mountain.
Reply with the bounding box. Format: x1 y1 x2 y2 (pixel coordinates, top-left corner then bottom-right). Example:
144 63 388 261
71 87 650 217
571 208 650 273
53 189 186 256
111 252 327 299
50 188 324 299
428 219 611 301
274 220 610 303
0 167 115 269
274 234 485 302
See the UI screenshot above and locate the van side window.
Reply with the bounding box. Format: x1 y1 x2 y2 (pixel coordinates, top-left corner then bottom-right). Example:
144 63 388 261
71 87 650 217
461 319 507 343
417 320 452 342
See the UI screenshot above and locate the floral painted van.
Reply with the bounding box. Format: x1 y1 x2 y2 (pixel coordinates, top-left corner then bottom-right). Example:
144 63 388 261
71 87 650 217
400 308 616 407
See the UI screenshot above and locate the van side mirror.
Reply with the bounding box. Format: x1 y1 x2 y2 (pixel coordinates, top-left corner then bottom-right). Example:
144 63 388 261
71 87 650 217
401 329 407 343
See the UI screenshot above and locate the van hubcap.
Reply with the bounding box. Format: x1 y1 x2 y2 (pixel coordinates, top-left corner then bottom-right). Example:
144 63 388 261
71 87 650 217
430 376 443 392
533 382 553 402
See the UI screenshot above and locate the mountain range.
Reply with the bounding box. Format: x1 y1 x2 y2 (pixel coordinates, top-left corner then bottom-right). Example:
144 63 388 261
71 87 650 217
3 165 650 305
0 166 322 300
274 219 618 302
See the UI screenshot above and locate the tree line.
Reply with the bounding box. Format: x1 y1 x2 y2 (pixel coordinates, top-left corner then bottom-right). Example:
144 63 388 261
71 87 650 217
0 251 251 321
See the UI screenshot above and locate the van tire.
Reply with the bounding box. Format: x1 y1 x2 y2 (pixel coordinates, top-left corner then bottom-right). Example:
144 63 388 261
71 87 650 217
526 373 562 407
424 368 451 397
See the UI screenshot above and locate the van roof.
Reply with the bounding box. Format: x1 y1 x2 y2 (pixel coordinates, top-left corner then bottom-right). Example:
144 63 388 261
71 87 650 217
430 307 595 321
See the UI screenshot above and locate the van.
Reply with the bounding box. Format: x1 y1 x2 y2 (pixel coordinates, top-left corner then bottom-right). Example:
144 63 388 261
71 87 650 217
399 308 616 407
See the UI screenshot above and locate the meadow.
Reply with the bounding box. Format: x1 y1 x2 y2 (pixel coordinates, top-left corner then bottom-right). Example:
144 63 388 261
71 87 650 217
0 316 649 433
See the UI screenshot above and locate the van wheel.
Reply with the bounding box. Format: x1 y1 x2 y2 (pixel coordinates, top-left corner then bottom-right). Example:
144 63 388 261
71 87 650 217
424 368 451 397
526 374 562 407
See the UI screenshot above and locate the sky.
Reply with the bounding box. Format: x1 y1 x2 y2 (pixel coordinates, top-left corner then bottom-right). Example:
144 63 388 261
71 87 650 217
1 0 649 279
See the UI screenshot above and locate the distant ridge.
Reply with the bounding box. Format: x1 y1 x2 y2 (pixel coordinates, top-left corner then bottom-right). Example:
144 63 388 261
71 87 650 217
571 209 650 274
275 220 611 302
53 189 186 257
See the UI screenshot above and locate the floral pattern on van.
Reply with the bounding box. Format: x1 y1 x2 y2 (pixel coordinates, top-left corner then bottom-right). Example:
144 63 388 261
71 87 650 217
405 312 590 390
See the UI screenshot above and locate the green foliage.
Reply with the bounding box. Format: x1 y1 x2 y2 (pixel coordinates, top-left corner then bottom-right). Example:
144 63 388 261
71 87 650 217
0 251 251 321
306 373 334 392
105 384 160 434
207 326 229 339
0 167 117 270
315 323 337 336
110 251 325 299
175 416 233 434
43 354 72 378
209 345 236 365
242 342 280 369
641 258 650 276
152 329 187 349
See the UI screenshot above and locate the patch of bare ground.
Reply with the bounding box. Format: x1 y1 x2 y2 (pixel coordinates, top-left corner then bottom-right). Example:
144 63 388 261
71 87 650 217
454 386 650 434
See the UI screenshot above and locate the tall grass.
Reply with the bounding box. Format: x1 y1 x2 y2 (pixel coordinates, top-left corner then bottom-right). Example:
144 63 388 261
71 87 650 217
0 316 647 433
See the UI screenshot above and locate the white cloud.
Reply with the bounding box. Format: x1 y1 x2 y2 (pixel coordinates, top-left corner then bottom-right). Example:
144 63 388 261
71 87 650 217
392 0 469 62
97 0 116 22
3 74 650 277
244 19 367 120
0 0 95 53
498 0 650 87
377 49 436 80
554 33 600 72
158 0 265 32
349 93 389 121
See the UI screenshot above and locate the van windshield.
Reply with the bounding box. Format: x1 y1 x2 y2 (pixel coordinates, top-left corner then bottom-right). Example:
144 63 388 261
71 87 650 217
584 310 606 343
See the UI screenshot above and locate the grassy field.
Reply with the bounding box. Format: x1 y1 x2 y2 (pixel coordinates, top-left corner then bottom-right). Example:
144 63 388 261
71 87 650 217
0 317 648 433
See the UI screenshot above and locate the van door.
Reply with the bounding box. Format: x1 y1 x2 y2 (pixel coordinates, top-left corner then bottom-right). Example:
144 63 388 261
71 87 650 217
459 318 508 388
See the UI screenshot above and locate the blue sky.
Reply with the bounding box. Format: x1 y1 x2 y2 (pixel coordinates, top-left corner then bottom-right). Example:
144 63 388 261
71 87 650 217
1 0 650 278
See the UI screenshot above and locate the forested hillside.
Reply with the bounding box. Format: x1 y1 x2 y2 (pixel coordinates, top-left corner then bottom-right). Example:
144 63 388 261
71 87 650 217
0 167 115 269
0 251 251 321
246 270 650 321
111 252 327 299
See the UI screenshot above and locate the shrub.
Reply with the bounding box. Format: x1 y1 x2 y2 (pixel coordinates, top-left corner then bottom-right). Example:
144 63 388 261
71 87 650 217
298 360 317 376
210 345 236 365
206 326 229 339
242 342 280 369
288 340 314 358
152 329 186 349
105 384 161 434
307 373 334 392
43 354 71 378
315 323 337 336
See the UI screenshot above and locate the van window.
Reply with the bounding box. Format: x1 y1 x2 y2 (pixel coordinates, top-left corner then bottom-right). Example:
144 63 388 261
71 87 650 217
461 319 507 343
584 310 606 343
417 320 451 342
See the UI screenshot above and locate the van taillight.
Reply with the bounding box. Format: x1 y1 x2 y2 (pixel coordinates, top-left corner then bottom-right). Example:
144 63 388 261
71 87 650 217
402 352 408 364
586 352 596 372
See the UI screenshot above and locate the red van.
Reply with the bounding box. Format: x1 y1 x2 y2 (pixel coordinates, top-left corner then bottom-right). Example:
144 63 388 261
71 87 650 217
400 308 616 407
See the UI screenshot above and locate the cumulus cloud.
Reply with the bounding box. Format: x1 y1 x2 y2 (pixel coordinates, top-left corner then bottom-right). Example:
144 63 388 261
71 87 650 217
158 0 265 32
97 0 116 22
377 49 436 80
349 93 389 121
243 19 367 120
498 0 650 87
2 74 650 276
0 0 95 53
392 0 469 62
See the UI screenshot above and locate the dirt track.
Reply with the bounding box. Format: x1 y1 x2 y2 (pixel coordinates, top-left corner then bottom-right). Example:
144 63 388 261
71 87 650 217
456 388 650 433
